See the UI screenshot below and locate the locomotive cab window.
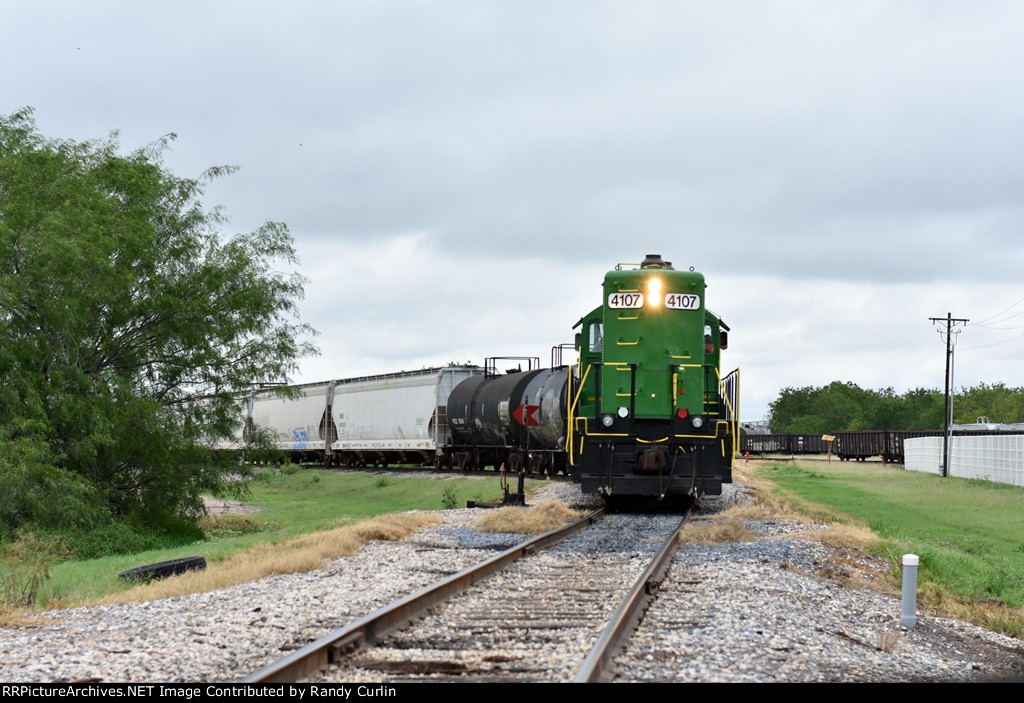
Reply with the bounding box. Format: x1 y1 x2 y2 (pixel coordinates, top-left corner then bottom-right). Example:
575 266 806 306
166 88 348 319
588 321 603 353
704 324 714 354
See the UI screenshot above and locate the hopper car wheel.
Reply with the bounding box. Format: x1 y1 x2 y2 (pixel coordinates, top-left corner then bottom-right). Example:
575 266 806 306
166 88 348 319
540 456 553 477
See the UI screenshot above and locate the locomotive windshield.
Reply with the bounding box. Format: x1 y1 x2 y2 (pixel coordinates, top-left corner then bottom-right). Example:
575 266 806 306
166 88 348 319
588 320 603 353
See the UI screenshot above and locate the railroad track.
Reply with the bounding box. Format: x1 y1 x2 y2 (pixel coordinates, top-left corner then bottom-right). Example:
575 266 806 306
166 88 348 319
243 507 689 683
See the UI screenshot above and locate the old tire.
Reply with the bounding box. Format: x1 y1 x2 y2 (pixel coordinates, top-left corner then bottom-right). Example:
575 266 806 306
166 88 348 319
119 556 207 582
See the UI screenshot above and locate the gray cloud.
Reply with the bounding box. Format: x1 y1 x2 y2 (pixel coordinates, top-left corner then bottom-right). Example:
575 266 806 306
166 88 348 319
4 1 1024 419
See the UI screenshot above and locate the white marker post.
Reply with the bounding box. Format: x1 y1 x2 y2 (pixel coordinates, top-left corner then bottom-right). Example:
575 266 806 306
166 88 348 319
901 554 919 628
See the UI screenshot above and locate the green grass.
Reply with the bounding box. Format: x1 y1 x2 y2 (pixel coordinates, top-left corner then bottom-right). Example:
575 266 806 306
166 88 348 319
758 460 1024 609
39 471 535 608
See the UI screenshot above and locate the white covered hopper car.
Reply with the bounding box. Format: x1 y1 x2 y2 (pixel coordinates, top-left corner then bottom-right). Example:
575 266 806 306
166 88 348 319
248 366 482 466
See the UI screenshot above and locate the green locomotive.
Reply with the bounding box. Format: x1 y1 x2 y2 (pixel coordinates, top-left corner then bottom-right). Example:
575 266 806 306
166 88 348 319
568 254 739 499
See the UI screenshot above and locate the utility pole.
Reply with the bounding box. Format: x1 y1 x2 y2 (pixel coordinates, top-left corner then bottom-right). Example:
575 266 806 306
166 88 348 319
929 312 968 477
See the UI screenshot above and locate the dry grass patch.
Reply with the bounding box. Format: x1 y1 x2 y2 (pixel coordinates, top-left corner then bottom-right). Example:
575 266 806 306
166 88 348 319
98 512 440 606
352 514 439 542
797 522 877 551
913 582 1024 638
198 514 268 531
731 462 871 530
817 558 887 591
475 500 586 534
959 603 1024 639
679 517 753 544
0 611 48 627
736 461 1024 637
707 464 891 592
778 553 888 595
727 463 811 522
877 628 901 653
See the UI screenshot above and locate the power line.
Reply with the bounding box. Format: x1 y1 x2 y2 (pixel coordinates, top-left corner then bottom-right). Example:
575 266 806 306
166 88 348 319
929 312 968 478
971 306 1024 329
968 322 1024 331
973 294 1024 327
960 331 1024 351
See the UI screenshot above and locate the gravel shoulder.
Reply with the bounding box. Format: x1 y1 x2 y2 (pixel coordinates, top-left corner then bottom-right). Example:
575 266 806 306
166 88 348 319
0 482 593 682
618 485 1024 682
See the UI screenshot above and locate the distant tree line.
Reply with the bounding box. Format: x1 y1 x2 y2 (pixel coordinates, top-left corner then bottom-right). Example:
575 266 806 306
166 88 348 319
767 382 1024 434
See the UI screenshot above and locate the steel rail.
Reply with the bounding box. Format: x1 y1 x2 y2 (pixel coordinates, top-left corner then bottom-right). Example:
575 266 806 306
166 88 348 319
324 465 574 483
242 507 606 683
572 508 690 683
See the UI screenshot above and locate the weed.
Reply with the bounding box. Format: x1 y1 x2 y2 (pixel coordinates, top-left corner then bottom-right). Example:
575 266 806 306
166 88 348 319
441 487 458 510
1 531 73 609
375 477 391 489
61 520 202 560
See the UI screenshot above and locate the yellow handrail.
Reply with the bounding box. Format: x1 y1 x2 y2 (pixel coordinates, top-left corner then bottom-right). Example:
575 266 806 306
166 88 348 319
567 363 594 466
715 366 741 465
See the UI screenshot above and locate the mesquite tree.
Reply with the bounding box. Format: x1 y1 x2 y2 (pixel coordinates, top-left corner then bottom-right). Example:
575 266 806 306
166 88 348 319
0 108 316 535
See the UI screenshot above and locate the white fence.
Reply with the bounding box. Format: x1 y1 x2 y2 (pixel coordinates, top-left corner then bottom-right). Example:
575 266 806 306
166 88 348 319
904 435 1024 487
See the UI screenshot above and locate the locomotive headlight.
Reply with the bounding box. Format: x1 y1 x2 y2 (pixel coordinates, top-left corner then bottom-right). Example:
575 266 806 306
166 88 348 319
691 415 705 429
601 414 615 428
617 406 629 418
647 277 662 308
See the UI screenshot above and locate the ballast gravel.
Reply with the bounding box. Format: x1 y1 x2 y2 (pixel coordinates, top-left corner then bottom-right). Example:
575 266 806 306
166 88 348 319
0 479 1021 683
325 511 683 683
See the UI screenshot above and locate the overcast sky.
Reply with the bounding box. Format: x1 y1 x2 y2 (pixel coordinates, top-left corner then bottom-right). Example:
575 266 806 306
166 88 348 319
4 1 1024 421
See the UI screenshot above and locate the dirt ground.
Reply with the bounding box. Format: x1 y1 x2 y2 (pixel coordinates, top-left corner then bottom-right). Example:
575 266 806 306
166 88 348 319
201 496 261 515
